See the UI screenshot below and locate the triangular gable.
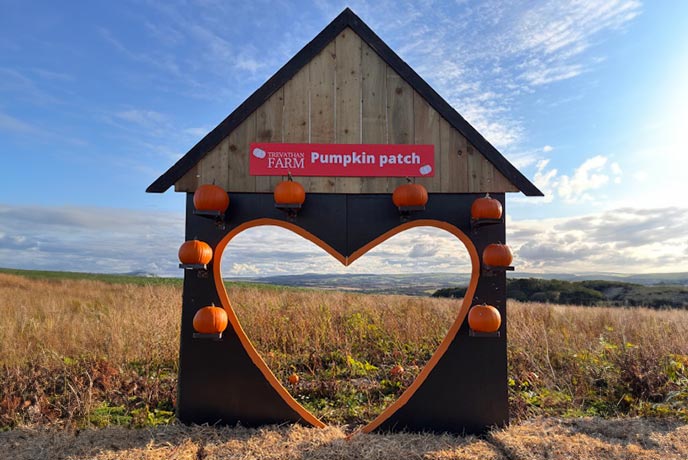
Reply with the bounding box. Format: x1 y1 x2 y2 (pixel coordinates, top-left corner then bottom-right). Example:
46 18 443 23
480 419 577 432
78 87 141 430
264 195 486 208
147 8 542 196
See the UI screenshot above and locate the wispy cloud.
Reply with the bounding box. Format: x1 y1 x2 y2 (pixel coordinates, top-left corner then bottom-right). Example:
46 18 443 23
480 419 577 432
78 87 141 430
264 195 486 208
91 0 640 182
0 68 63 105
310 0 640 152
509 0 640 85
0 111 41 135
30 68 74 82
0 110 87 146
113 109 171 137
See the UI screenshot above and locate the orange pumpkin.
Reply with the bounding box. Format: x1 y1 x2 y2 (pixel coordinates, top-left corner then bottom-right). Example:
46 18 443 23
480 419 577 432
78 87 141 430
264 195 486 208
274 173 306 205
468 304 501 333
193 184 229 212
392 181 428 207
471 193 503 220
288 373 299 385
390 364 405 377
178 240 213 265
483 243 513 267
192 305 228 334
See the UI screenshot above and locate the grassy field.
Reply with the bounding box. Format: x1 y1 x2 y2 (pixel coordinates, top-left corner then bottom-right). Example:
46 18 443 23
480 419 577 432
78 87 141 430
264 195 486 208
1 270 687 457
1 418 686 459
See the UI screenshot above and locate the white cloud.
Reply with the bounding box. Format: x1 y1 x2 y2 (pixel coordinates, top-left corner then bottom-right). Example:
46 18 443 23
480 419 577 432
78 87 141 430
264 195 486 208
524 155 621 204
0 205 476 278
633 170 648 182
509 206 688 273
221 225 473 277
183 126 211 138
0 204 184 276
542 145 553 153
230 263 261 275
557 155 610 203
408 243 440 258
532 159 558 203
1 202 685 278
115 109 168 128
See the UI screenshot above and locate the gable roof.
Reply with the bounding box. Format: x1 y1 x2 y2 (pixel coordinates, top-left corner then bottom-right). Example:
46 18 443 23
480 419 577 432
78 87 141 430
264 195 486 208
147 8 542 196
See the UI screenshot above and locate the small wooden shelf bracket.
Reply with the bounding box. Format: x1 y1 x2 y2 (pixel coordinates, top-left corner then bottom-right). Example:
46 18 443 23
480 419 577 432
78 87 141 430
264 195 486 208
275 203 302 221
179 263 208 270
481 264 515 277
193 210 226 229
470 217 504 233
397 205 426 222
469 330 500 338
192 332 223 340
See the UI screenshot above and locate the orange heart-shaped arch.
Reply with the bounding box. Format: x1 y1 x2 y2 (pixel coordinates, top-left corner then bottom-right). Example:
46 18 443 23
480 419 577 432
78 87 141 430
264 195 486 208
212 218 480 433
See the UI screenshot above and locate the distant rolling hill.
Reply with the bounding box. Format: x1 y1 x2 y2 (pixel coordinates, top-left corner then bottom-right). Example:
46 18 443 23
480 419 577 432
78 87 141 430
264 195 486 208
2 267 687 305
226 271 688 297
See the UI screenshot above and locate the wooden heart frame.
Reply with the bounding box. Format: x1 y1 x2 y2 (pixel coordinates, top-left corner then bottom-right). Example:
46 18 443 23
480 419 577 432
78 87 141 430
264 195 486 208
177 193 508 434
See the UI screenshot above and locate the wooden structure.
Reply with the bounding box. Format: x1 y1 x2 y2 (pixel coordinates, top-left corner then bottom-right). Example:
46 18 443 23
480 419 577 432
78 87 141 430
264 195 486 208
148 8 542 434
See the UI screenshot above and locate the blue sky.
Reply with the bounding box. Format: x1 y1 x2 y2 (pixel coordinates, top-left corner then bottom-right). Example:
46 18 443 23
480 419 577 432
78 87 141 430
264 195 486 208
1 0 687 277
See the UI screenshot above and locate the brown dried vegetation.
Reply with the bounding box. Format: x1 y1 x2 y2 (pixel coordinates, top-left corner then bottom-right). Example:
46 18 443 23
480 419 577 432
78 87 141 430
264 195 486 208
0 272 687 457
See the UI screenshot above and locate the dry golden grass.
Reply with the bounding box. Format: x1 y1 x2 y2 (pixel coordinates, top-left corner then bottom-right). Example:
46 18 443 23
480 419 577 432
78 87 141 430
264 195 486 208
230 285 455 369
0 274 180 367
1 272 687 430
0 417 686 460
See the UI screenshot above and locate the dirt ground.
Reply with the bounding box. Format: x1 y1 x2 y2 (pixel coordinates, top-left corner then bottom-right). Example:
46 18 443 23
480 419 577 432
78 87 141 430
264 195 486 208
1 417 686 460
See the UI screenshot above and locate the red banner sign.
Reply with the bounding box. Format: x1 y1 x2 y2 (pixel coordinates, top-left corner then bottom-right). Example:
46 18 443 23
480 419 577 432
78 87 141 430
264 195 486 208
249 143 435 177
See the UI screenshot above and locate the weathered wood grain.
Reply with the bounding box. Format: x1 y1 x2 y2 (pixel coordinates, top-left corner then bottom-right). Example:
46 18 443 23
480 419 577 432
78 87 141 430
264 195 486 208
386 68 413 191
282 66 310 190
172 29 521 195
175 164 199 192
308 42 337 192
227 113 256 191
466 141 481 191
255 88 285 192
413 91 440 191
334 29 363 193
360 42 388 193
198 138 229 188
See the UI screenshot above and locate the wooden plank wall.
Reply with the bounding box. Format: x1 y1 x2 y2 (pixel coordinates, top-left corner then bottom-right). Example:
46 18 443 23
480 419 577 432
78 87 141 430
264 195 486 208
175 28 518 194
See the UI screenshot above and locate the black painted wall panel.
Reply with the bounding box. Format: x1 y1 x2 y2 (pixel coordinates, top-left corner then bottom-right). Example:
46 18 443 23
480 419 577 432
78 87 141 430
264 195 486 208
177 192 509 433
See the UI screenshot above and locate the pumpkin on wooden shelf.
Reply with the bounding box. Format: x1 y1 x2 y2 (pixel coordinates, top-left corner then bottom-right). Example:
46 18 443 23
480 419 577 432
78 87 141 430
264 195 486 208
178 239 213 265
274 173 306 205
468 304 501 333
192 305 228 334
392 179 428 208
483 243 513 267
288 373 300 385
471 193 502 220
193 184 229 213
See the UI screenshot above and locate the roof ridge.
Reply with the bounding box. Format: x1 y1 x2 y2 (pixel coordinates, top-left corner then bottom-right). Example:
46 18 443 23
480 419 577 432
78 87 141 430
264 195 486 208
147 8 542 196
